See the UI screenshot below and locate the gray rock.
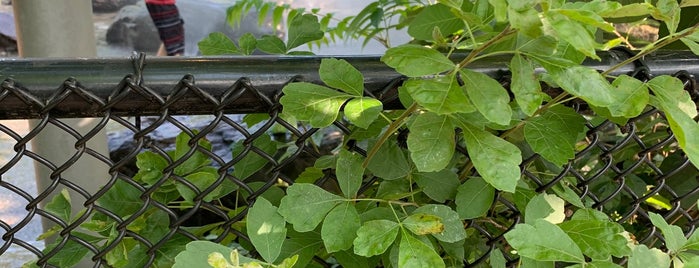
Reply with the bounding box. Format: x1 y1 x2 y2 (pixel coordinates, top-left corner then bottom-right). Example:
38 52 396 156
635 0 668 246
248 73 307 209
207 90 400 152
105 0 278 56
93 0 140 13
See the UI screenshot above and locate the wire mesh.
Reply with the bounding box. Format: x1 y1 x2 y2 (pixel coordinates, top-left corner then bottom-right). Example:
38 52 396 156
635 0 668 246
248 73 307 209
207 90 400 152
0 53 697 267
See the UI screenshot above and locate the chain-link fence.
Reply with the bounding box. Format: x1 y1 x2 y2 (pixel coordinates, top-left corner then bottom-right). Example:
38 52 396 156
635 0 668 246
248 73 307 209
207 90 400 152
1 51 699 267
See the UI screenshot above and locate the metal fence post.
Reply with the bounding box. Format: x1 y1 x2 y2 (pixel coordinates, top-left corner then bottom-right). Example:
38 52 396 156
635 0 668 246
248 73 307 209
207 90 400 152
12 1 110 266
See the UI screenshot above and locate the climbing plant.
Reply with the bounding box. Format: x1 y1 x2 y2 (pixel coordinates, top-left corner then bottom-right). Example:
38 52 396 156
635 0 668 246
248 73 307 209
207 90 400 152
34 0 699 267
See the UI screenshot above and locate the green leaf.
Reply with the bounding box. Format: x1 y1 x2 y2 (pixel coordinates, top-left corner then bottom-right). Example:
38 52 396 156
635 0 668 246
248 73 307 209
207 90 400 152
504 220 585 263
173 132 212 176
198 32 241 55
353 220 400 257
408 4 465 41
176 171 219 202
569 260 623 268
489 0 508 22
559 220 631 260
296 167 324 184
256 35 287 54
525 194 565 224
336 149 365 198
43 233 99 267
247 197 286 263
649 212 687 253
97 179 143 217
524 105 586 167
456 177 495 219
490 248 507 268
655 0 681 34
681 38 699 56
553 9 614 32
231 133 277 180
319 58 364 96
545 12 599 60
277 183 344 232
461 69 513 126
344 98 383 129
414 169 460 202
552 183 585 208
407 112 455 172
403 214 444 235
608 75 649 119
508 8 543 37
382 45 456 77
280 82 351 127
682 0 699 7
46 189 71 223
517 35 557 57
367 138 411 181
238 33 257 55
403 75 475 114
648 75 698 121
134 151 168 185
461 123 522 192
628 245 671 268
413 204 467 243
334 250 370 268
322 202 361 253
683 230 699 251
549 66 616 110
398 232 446 268
600 3 653 18
174 241 257 268
510 54 544 116
277 231 323 268
287 14 324 50
648 76 699 169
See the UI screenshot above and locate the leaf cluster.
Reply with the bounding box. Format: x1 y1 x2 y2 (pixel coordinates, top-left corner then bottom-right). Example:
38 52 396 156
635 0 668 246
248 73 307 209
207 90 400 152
34 0 699 267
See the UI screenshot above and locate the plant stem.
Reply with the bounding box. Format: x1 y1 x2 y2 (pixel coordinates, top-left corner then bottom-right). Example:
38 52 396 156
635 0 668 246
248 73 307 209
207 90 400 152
602 22 699 76
362 102 419 168
458 26 516 69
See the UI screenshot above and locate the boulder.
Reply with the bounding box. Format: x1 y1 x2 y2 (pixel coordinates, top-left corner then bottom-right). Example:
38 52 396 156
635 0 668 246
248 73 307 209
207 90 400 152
106 0 278 56
93 0 140 13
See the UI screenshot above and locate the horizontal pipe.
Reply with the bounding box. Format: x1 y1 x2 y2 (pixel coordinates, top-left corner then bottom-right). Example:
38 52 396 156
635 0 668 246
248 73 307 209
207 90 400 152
0 51 697 119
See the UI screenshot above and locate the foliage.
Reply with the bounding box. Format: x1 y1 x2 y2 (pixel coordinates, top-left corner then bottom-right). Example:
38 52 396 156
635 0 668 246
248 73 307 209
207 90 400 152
34 0 699 267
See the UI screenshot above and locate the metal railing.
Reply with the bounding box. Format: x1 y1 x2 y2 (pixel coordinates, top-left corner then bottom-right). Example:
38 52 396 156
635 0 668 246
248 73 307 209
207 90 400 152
1 51 698 267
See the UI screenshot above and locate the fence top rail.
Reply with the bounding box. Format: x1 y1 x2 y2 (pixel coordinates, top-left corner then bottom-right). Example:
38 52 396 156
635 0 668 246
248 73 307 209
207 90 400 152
0 51 696 118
